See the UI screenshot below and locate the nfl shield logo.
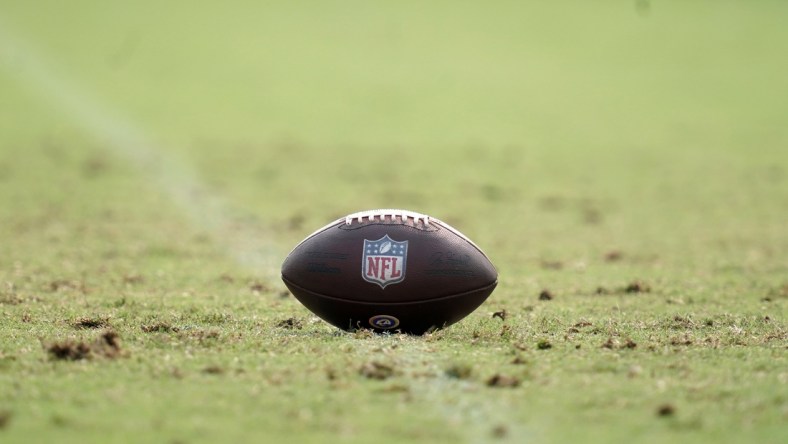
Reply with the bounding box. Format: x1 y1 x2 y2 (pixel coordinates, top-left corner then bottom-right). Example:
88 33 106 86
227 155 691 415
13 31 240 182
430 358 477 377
362 235 408 289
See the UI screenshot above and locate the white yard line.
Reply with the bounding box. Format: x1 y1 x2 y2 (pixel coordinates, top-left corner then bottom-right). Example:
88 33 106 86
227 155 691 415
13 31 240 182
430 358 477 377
356 336 534 444
0 19 280 279
0 19 533 444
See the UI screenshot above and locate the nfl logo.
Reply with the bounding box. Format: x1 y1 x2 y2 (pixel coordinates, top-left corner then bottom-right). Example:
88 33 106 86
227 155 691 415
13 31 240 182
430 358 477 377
362 235 408 289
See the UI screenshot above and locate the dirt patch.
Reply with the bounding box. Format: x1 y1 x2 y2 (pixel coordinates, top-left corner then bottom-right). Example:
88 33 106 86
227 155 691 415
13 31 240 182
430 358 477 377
48 280 70 292
602 337 637 349
537 339 552 350
445 364 473 380
0 294 24 305
91 330 122 358
574 321 593 328
670 315 696 329
0 409 12 429
47 341 92 360
500 325 512 338
568 323 588 334
249 282 270 293
604 250 623 262
202 365 224 375
486 374 520 388
657 403 676 417
539 290 554 301
1 283 23 305
359 362 394 380
595 281 652 295
764 331 788 342
325 367 338 381
492 310 507 321
46 330 123 360
670 336 693 346
72 317 110 329
141 322 179 333
511 356 527 365
624 281 651 293
376 383 410 395
491 424 509 438
276 318 303 329
180 329 221 342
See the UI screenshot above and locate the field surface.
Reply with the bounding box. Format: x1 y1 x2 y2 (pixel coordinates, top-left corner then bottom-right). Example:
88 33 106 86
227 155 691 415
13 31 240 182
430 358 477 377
0 1 786 443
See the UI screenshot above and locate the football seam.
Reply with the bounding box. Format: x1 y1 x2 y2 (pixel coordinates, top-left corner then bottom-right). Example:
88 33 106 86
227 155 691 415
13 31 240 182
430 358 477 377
281 276 498 305
282 219 344 258
338 222 437 232
432 219 496 265
284 220 441 260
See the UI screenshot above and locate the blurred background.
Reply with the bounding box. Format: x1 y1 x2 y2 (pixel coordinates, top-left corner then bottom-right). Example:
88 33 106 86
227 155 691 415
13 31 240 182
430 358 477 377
1 2 786 442
1 0 786 276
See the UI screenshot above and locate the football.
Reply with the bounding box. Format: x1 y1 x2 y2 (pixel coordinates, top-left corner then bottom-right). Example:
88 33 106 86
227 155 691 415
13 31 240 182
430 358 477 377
281 209 498 334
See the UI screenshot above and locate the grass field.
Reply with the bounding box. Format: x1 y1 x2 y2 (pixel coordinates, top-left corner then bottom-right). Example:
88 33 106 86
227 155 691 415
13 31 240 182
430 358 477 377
1 1 786 443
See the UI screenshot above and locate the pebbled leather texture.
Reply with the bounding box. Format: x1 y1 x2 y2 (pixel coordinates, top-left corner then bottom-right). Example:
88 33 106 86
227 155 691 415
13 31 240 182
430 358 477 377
281 214 498 333
282 276 497 334
282 220 497 303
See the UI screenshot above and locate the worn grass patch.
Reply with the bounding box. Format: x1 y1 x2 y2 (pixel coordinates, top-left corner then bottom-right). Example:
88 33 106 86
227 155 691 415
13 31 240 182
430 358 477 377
0 1 786 443
45 331 124 361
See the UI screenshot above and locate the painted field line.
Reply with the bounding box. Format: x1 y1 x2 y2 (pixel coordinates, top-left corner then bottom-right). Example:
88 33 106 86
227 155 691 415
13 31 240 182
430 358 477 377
0 19 533 444
353 336 535 444
0 18 280 279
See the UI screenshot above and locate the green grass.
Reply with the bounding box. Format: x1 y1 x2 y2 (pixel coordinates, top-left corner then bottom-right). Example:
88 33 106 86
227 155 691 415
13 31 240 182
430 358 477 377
0 1 786 443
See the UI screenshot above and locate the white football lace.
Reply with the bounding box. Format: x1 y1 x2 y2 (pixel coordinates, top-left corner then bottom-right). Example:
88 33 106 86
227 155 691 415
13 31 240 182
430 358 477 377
345 209 430 225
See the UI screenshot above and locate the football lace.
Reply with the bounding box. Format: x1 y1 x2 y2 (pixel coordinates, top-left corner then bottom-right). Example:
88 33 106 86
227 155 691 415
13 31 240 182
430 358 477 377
345 209 430 225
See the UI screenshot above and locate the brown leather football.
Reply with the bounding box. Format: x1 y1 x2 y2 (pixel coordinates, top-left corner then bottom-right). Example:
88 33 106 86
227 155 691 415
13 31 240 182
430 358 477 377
281 209 498 334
